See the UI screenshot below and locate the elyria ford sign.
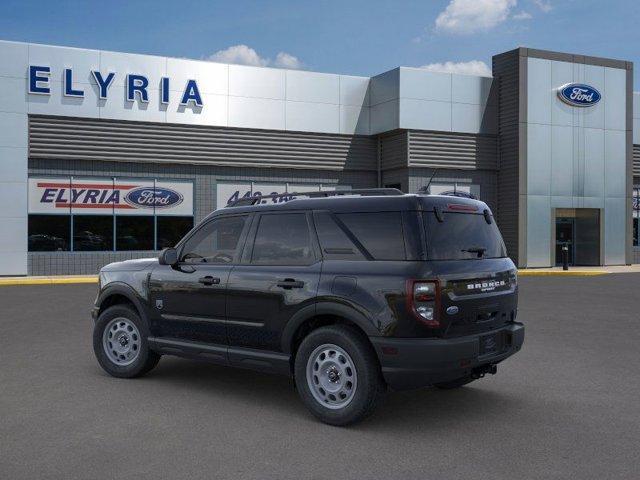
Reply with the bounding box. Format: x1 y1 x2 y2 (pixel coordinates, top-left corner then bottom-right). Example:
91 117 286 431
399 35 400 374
28 65 204 107
28 178 193 216
557 83 601 107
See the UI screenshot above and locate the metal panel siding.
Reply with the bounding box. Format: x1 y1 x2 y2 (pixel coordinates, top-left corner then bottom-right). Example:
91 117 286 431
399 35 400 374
634 145 640 177
28 115 377 171
492 49 522 265
407 130 498 170
379 130 408 170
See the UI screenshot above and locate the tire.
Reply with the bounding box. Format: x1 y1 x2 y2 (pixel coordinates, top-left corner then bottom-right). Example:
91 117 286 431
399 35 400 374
434 375 475 390
93 304 160 378
294 325 385 426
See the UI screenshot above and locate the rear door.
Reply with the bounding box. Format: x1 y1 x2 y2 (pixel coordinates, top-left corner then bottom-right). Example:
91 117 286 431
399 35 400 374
226 211 321 352
148 214 251 345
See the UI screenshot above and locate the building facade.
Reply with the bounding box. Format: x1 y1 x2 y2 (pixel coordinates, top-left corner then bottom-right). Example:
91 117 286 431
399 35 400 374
0 40 637 275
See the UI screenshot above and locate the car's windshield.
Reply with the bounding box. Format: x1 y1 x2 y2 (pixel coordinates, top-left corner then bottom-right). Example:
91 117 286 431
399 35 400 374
423 211 507 260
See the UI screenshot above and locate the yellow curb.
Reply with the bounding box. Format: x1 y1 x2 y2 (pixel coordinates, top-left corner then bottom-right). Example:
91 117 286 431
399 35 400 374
517 270 608 276
0 276 98 286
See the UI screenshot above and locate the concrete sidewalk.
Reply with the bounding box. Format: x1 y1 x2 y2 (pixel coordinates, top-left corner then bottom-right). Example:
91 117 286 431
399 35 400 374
517 265 640 276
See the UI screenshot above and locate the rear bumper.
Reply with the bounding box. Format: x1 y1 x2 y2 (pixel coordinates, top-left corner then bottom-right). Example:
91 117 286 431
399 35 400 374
370 323 524 390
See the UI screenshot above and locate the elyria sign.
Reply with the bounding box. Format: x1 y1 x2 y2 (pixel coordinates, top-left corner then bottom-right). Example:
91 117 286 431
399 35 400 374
557 83 601 107
28 65 204 107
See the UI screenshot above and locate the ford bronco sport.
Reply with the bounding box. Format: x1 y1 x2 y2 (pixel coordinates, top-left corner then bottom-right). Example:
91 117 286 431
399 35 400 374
92 189 524 425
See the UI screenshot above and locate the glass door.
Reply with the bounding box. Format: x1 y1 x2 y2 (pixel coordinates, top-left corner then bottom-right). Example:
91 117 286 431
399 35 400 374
555 217 575 266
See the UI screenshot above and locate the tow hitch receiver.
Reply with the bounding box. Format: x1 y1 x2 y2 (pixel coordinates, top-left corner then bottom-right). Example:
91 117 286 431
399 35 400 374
472 364 497 379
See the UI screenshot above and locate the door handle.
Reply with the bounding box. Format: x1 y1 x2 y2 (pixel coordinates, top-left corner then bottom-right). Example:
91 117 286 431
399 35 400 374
198 276 221 286
277 278 304 289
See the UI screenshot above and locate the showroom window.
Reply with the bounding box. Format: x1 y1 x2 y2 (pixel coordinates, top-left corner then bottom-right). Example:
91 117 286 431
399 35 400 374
428 182 480 199
28 215 71 252
216 181 352 208
27 177 194 252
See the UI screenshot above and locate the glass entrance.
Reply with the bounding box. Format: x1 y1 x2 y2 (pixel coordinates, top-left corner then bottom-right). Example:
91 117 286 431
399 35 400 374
555 209 600 266
555 217 575 266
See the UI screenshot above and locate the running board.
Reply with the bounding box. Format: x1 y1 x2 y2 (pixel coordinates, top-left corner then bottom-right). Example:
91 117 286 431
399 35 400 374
148 337 291 376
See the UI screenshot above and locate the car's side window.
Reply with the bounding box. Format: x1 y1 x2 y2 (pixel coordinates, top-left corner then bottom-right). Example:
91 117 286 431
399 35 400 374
313 211 367 261
336 212 406 260
180 215 248 264
251 213 314 266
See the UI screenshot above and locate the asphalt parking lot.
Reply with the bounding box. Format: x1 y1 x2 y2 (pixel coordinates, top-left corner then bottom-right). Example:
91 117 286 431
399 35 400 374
1 275 639 479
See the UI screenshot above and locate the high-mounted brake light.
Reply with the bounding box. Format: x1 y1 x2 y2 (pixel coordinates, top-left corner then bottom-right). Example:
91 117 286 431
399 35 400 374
447 203 478 212
407 280 440 327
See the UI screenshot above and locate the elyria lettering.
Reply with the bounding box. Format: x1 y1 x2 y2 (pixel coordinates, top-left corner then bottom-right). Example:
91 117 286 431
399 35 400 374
28 65 203 107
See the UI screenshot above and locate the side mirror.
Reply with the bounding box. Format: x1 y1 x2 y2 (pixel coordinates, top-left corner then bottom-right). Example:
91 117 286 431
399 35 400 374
159 247 178 266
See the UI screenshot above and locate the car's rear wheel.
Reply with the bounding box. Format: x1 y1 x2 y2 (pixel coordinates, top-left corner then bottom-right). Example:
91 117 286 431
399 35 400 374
294 325 385 426
93 304 160 378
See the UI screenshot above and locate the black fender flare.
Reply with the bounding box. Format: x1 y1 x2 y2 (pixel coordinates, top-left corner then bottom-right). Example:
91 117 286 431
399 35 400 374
280 301 379 354
96 282 149 325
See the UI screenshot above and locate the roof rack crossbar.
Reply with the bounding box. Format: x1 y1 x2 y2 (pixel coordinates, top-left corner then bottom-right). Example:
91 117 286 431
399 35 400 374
225 188 403 207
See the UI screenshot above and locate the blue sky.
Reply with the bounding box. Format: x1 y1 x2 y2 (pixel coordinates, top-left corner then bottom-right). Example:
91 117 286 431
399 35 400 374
0 0 638 83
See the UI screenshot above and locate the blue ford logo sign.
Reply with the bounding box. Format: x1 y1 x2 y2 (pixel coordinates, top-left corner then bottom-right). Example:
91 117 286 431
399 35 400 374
124 187 183 209
557 83 601 107
446 306 459 315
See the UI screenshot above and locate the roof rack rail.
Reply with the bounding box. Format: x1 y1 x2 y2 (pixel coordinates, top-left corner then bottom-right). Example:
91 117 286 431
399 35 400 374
226 188 404 207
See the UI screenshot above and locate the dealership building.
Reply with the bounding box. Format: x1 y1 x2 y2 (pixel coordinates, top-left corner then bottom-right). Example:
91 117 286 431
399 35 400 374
0 39 638 275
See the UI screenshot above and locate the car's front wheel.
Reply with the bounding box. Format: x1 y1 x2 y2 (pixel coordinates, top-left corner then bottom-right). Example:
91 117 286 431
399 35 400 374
294 325 385 426
93 304 160 378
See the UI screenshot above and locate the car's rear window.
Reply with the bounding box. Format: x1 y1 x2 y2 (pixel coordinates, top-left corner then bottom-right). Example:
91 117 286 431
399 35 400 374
423 211 507 260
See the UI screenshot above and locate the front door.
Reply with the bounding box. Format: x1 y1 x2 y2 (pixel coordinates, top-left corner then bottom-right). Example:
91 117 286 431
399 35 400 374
555 217 575 266
226 212 321 352
149 214 251 345
555 208 600 266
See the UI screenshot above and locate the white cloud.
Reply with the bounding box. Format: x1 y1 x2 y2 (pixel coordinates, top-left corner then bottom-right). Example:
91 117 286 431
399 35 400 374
513 10 532 20
206 44 303 69
435 0 517 34
273 52 303 69
532 0 552 12
420 60 492 77
207 44 268 67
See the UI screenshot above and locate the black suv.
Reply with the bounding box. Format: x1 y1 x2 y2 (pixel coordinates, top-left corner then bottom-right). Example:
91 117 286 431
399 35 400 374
92 189 524 425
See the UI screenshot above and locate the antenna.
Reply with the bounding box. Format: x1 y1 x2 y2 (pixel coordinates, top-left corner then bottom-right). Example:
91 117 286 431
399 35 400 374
419 169 439 194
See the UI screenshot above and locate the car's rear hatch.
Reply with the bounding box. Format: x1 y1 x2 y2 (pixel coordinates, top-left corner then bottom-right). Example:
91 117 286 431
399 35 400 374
420 201 518 339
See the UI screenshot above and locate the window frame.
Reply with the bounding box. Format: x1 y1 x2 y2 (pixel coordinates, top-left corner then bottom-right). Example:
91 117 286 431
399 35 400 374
175 213 252 266
242 211 320 267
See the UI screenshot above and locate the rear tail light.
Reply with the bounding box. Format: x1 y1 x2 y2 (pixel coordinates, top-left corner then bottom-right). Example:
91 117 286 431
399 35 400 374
407 280 440 327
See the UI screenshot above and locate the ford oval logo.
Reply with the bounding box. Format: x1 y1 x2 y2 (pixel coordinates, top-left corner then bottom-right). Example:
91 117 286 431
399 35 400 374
557 83 601 107
124 187 183 209
446 306 459 315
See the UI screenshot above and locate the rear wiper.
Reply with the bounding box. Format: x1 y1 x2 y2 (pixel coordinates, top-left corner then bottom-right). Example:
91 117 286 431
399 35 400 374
461 247 487 258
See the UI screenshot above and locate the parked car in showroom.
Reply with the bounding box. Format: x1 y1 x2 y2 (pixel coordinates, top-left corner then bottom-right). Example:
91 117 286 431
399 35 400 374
92 189 524 425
